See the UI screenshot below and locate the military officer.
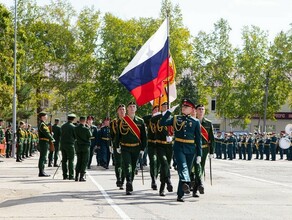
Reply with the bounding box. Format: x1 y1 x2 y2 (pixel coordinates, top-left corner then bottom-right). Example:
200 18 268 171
237 134 243 159
48 118 61 167
151 102 174 196
215 132 223 159
75 116 92 181
61 113 76 180
16 121 26 162
264 133 271 160
246 133 253 160
38 112 55 177
97 117 111 169
5 124 12 158
160 99 202 202
87 116 99 169
114 101 147 195
258 133 264 160
143 105 160 191
0 119 4 147
110 104 126 189
192 104 215 197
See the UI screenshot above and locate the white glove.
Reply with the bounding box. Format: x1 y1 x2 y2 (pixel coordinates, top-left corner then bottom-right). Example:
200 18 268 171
196 156 201 164
168 104 179 113
208 154 214 159
109 146 113 153
139 150 144 158
116 147 121 154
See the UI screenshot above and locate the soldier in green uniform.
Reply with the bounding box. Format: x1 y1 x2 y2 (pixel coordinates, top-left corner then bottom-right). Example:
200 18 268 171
160 99 202 202
75 116 92 181
110 104 126 189
264 133 271 160
114 101 147 195
61 113 76 180
151 102 174 196
48 118 61 167
143 105 160 191
5 124 12 158
38 112 55 177
21 124 28 159
258 133 264 160
16 121 26 162
0 119 4 147
25 124 32 158
215 132 223 159
192 104 215 197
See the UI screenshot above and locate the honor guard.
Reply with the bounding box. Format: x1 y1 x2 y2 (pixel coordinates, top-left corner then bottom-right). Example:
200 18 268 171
160 99 202 202
264 133 271 160
75 116 92 181
114 101 147 195
270 132 277 161
143 105 160 191
60 113 76 180
258 133 264 160
215 132 223 159
38 112 55 177
247 133 253 160
151 102 174 196
192 104 215 197
110 104 126 189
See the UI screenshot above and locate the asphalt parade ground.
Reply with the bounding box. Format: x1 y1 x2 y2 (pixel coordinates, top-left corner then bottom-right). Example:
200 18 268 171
0 154 291 220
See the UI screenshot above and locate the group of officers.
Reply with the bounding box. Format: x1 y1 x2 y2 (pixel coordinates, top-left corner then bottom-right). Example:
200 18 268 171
214 131 292 161
34 98 215 202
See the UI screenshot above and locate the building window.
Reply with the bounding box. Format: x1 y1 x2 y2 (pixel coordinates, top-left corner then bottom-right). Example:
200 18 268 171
211 99 216 111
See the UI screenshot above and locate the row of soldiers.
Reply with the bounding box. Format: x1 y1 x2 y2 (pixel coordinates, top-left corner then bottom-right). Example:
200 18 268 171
214 132 292 161
0 119 39 161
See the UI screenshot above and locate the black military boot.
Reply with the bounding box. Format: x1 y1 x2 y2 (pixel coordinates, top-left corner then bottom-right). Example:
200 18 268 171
39 169 50 177
192 184 199 197
159 183 165 196
75 172 79 182
48 160 52 167
151 176 157 190
16 156 22 162
197 178 204 194
79 173 86 182
166 177 173 192
126 181 133 195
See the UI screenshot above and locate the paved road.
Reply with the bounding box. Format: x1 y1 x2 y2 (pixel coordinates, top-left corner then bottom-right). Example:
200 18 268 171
0 154 291 220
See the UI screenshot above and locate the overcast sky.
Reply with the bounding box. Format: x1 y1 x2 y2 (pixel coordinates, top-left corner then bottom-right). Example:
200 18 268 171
1 0 291 47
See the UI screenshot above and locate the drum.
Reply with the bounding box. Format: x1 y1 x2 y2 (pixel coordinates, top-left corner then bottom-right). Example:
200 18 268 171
279 137 291 150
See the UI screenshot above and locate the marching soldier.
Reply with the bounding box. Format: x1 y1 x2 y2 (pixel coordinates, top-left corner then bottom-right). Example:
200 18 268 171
143 105 160 191
192 104 215 197
160 99 202 202
75 116 92 181
60 113 76 180
110 104 126 189
48 118 61 167
114 101 147 195
151 102 174 196
38 112 55 177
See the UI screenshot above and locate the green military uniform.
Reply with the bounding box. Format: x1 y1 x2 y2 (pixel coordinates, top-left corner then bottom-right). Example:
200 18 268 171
192 114 215 197
16 122 26 162
38 113 55 177
25 127 32 158
143 113 160 190
114 108 147 195
160 99 202 202
110 117 125 189
151 111 174 196
75 117 92 181
21 128 28 159
5 125 12 158
60 114 76 180
48 119 61 167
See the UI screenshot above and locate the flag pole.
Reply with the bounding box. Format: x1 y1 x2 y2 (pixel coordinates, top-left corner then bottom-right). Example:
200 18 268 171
166 14 170 109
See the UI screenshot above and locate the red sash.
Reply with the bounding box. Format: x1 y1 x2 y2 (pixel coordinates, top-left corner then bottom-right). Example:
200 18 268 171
201 125 209 142
122 115 141 141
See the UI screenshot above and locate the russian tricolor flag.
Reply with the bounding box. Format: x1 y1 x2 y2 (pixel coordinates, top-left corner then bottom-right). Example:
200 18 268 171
119 19 169 106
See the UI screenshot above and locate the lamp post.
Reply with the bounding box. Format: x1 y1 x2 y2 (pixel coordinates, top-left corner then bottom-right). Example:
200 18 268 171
12 0 17 158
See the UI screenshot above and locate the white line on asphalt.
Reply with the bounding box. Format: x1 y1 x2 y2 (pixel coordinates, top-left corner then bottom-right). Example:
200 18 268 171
88 173 131 220
222 171 292 189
